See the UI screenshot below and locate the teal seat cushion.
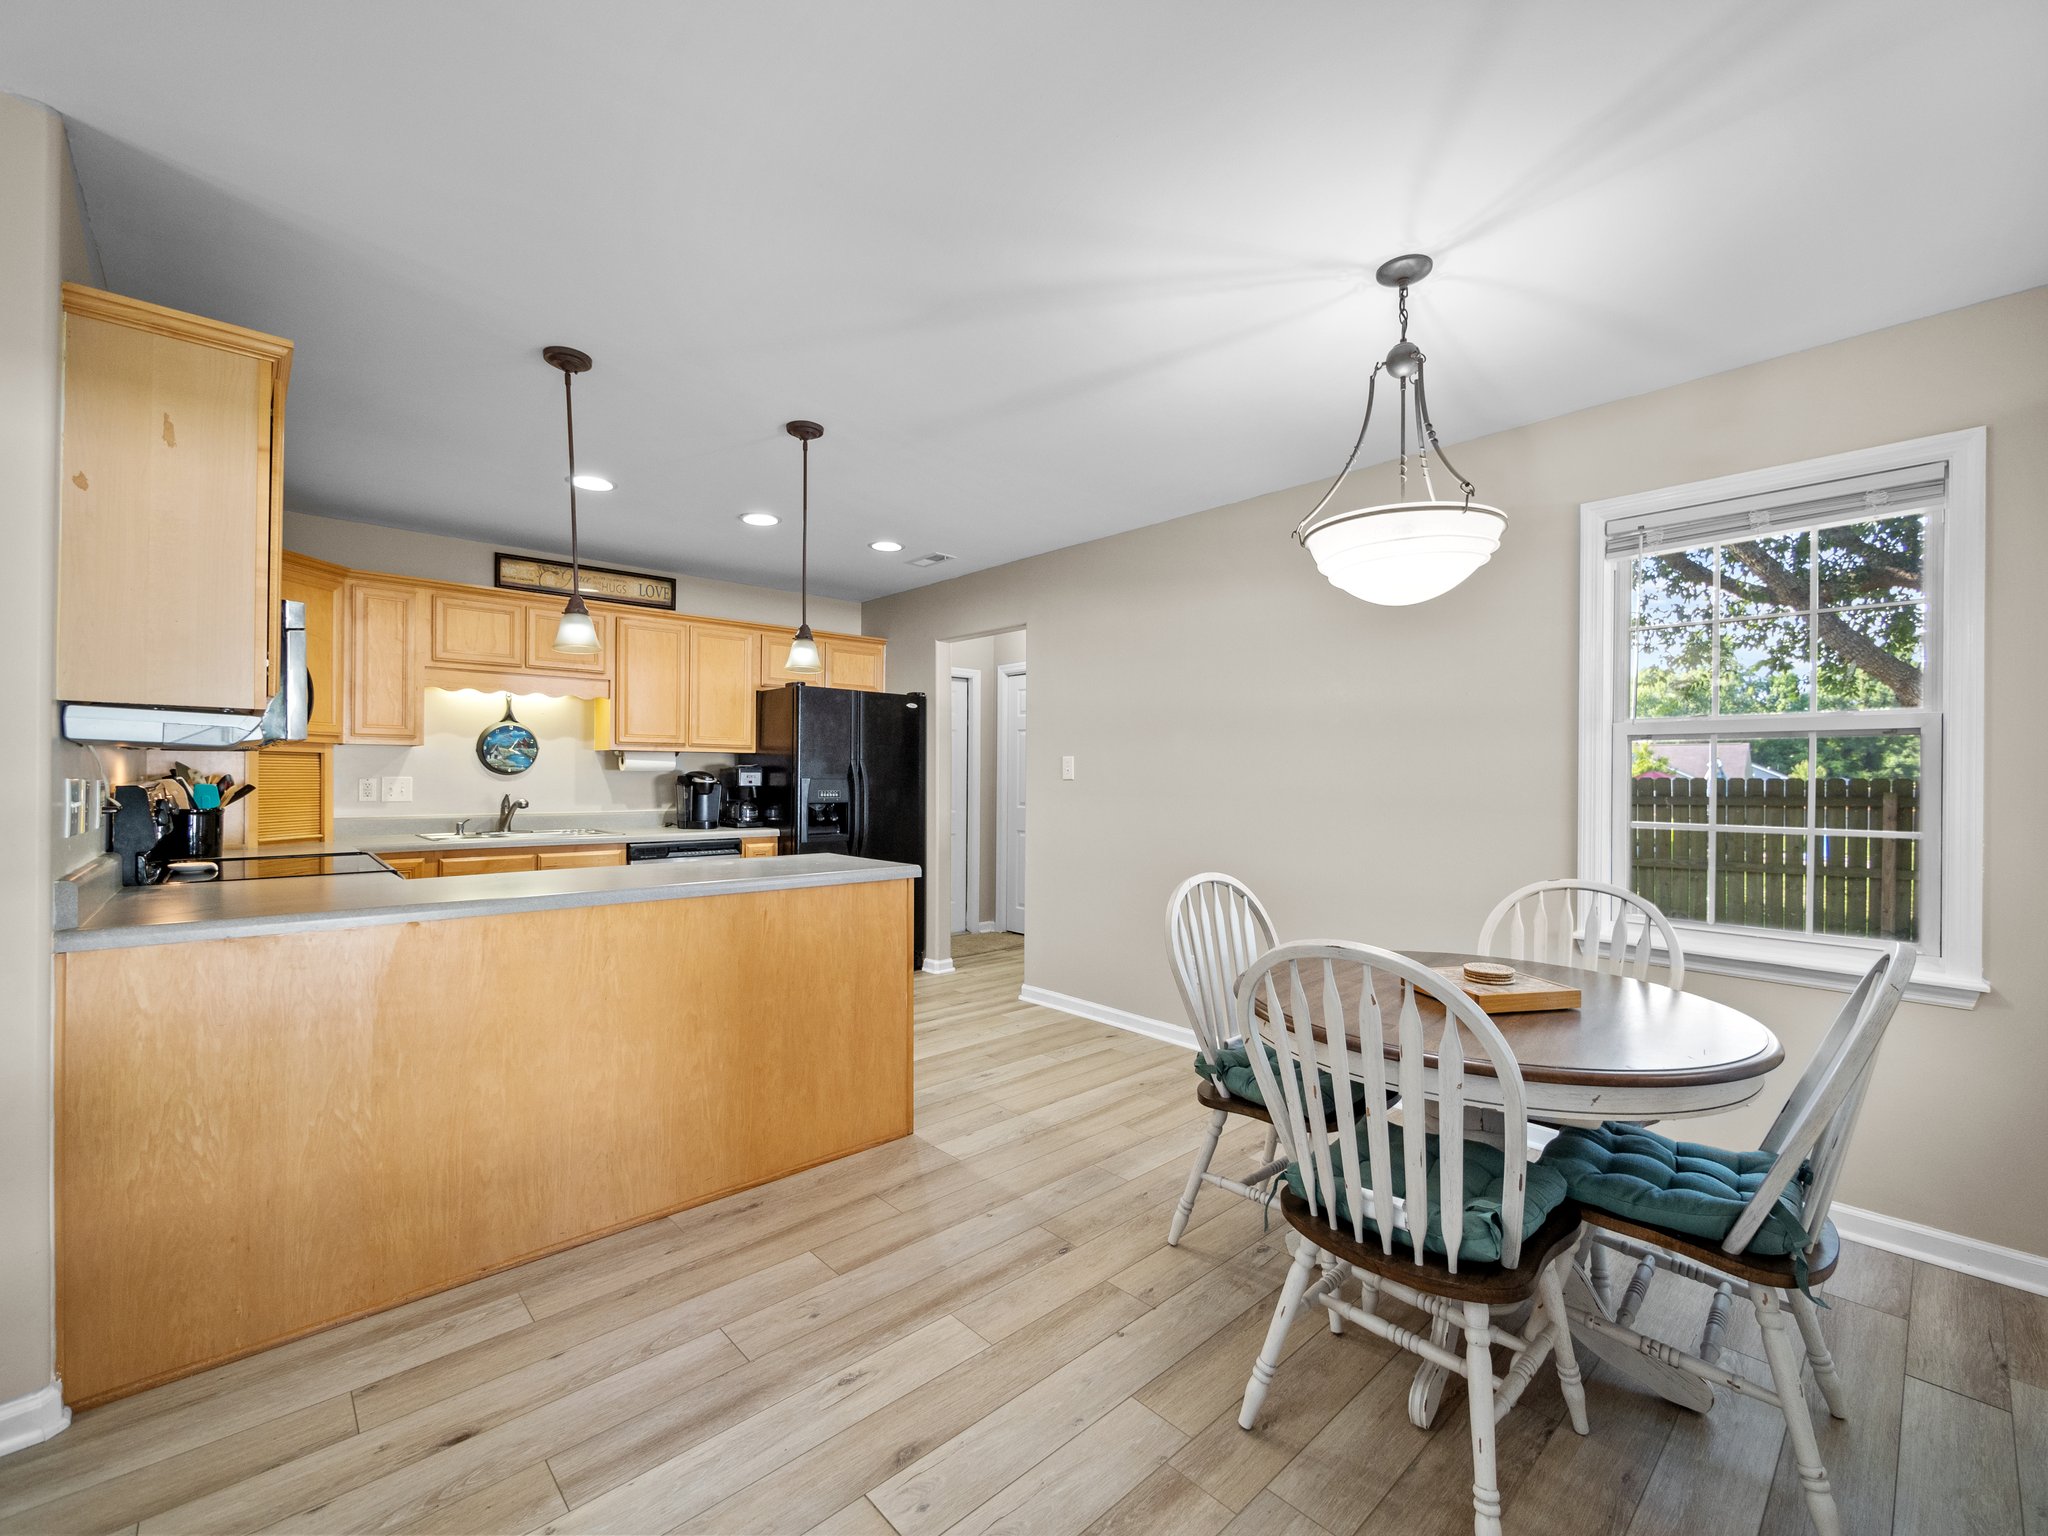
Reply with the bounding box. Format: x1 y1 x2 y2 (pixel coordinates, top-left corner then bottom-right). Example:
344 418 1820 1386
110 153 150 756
1194 1043 1372 1112
1281 1124 1571 1265
1537 1122 1809 1256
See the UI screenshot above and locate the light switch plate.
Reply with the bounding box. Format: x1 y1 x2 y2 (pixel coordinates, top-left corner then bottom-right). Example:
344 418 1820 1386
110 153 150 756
381 775 413 803
1061 755 1075 781
358 778 380 803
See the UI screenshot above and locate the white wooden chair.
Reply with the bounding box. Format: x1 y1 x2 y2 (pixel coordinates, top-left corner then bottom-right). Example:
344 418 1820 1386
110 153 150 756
1163 873 1291 1245
1559 942 1916 1536
1233 941 1588 1536
1477 878 1686 990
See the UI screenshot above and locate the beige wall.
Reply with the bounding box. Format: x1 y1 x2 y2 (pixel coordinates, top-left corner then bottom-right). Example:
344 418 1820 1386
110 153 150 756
285 510 864 633
867 286 2048 1259
2 93 94 1411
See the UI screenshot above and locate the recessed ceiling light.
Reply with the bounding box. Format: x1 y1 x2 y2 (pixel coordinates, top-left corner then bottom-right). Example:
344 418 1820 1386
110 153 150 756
740 511 780 527
568 473 614 492
869 539 903 553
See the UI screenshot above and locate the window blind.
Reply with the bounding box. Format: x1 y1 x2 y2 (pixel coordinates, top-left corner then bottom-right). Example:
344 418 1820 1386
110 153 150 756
1603 462 1946 559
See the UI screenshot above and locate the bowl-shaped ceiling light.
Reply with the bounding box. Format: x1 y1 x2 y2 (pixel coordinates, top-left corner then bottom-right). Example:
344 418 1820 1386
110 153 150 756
1293 255 1505 606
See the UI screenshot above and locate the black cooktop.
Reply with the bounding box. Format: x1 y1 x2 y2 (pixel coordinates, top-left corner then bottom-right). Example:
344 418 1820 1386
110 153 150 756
207 852 397 880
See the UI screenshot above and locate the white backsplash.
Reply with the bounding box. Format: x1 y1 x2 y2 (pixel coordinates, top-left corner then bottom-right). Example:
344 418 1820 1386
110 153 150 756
334 688 731 819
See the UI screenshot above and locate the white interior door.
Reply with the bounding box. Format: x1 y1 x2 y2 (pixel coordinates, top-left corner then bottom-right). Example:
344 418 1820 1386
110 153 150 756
949 673 970 933
997 663 1026 934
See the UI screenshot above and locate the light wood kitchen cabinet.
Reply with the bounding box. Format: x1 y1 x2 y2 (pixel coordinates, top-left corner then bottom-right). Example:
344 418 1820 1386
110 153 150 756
57 285 292 711
380 854 431 879
433 850 539 877
740 836 780 858
535 845 628 870
758 627 886 691
688 623 759 750
598 614 688 748
344 579 423 744
280 553 346 743
523 600 610 675
430 590 524 670
824 635 887 691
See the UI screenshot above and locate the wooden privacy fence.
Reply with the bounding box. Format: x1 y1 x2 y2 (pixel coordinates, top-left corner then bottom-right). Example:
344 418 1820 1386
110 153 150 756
1630 776 1918 939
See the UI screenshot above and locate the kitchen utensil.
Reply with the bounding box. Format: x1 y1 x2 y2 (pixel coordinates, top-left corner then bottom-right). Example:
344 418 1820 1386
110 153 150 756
221 782 255 808
191 782 223 811
476 695 539 776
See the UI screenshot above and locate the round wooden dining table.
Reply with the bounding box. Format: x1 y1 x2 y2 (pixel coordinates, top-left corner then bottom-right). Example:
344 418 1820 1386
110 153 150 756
1258 949 1787 1417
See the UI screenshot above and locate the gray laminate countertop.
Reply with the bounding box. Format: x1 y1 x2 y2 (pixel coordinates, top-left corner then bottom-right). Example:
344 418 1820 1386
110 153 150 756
55 853 919 953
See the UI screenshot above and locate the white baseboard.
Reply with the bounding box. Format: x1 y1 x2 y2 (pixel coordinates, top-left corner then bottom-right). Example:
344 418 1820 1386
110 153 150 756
1830 1203 2048 1297
921 957 956 975
0 1380 69 1459
974 921 999 934
1015 985 2048 1296
1017 983 1196 1053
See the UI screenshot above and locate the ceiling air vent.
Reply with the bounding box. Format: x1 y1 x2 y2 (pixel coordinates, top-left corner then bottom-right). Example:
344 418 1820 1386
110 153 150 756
906 551 956 568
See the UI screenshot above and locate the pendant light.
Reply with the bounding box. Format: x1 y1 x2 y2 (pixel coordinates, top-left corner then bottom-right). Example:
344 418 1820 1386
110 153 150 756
1292 255 1506 606
783 419 825 676
542 345 602 654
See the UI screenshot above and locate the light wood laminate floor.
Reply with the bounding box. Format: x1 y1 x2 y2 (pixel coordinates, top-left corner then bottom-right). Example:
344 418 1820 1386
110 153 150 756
3 933 2040 1535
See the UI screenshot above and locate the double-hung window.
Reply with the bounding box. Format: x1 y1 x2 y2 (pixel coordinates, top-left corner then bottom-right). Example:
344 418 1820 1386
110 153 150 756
1578 430 1985 1006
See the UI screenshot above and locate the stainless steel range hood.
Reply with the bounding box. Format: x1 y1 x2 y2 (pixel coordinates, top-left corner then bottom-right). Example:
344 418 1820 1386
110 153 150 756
61 601 311 751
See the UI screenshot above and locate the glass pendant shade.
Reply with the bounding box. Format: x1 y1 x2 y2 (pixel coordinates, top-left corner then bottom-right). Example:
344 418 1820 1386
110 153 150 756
554 595 601 654
784 622 823 675
1291 254 1506 606
1300 500 1507 606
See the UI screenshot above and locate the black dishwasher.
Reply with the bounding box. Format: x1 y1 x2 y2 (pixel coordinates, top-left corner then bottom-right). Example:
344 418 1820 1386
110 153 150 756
626 839 743 862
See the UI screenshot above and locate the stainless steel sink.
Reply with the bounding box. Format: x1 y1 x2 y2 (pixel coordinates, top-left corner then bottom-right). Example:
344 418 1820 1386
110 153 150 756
415 827 613 842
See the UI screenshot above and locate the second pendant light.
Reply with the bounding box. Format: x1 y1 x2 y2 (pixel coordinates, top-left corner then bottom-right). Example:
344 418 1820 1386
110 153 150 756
784 420 825 676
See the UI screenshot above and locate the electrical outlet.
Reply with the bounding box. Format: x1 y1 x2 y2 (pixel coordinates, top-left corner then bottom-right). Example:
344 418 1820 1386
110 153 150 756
90 780 107 831
1061 755 1075 781
358 777 380 803
381 775 413 803
61 778 87 837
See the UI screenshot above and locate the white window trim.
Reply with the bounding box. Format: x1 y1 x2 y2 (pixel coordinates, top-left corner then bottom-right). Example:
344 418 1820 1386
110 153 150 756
1577 427 1986 1009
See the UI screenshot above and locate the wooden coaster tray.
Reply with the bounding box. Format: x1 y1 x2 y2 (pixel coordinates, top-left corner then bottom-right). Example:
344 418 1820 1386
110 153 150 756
1434 967 1582 1016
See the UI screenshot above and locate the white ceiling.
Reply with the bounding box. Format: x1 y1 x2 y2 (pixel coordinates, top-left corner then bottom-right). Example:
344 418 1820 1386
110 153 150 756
7 2 2046 601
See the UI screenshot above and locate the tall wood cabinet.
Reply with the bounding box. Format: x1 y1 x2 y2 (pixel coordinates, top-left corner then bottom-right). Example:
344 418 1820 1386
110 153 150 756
56 285 292 710
344 579 422 744
280 552 346 743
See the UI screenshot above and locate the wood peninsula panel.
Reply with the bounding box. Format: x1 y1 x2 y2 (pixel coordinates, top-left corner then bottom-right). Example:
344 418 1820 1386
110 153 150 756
55 877 915 1406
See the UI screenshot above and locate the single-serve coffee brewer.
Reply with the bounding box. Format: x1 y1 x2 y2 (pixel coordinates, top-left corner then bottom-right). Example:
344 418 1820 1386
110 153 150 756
677 771 722 829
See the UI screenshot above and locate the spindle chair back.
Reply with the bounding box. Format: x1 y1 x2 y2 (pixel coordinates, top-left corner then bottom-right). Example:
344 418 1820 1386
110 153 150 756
1161 873 1290 1245
1478 878 1686 989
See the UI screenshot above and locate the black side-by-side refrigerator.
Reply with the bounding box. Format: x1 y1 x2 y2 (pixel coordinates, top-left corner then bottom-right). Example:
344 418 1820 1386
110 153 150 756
750 684 927 968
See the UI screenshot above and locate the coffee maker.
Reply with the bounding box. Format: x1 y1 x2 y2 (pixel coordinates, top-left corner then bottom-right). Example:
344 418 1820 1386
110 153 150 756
677 771 722 829
718 763 766 827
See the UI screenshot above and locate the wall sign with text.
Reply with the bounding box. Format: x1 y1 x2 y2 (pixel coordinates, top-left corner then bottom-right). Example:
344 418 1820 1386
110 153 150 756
494 554 677 611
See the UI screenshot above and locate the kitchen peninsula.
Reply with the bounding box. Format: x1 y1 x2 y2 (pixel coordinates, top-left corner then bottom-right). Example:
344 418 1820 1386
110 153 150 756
52 851 917 1407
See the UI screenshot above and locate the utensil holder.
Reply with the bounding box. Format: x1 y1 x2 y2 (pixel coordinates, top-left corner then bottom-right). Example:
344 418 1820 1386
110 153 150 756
165 808 223 858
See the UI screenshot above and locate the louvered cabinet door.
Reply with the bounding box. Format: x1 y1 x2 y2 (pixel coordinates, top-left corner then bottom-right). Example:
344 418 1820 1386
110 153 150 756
249 745 331 844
